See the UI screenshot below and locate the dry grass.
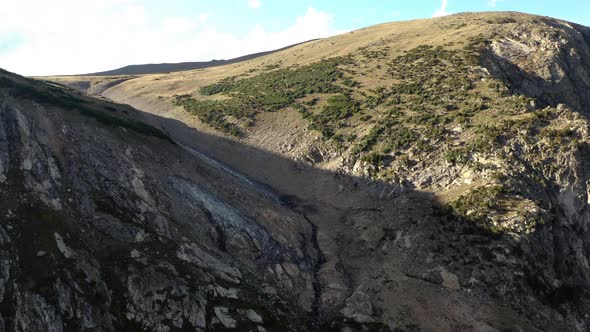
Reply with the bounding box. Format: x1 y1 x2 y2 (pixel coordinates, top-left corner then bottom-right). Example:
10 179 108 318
45 12 545 98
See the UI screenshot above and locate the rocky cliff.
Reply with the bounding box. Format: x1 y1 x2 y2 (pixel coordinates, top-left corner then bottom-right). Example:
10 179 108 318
0 71 329 331
14 11 590 332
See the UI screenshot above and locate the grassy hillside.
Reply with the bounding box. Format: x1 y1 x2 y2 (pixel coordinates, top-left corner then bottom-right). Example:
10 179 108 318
42 11 590 329
47 11 590 235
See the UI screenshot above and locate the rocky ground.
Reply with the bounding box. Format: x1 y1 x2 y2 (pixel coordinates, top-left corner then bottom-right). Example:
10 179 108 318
0 72 324 331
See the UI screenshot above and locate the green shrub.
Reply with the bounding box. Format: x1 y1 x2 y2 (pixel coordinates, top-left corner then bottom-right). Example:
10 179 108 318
450 185 504 224
177 57 354 136
342 78 359 87
174 96 244 136
322 94 359 119
445 147 469 165
359 114 372 122
361 151 385 167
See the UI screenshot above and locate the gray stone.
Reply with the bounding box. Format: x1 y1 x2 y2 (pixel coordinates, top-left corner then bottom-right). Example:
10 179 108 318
213 307 237 328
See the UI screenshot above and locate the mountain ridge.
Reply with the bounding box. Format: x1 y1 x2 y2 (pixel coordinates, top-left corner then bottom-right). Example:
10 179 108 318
8 10 590 331
73 39 317 76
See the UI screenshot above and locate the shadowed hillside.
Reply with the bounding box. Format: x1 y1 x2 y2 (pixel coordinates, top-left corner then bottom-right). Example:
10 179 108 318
36 11 590 331
1 67 554 331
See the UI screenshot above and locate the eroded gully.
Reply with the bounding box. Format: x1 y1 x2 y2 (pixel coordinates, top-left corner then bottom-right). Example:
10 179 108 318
178 141 326 330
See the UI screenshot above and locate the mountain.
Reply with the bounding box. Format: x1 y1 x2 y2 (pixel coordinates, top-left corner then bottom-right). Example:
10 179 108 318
11 10 590 331
76 40 316 76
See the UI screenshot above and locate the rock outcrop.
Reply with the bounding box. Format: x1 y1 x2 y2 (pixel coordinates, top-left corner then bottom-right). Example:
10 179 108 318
0 72 321 331
12 11 590 332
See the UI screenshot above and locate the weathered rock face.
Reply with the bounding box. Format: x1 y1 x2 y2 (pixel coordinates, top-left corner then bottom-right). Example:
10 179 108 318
477 20 590 324
483 18 590 112
6 12 590 332
0 73 325 331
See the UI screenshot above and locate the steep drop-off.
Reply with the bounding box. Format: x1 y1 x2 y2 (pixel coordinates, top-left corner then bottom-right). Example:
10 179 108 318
21 11 590 331
0 71 326 331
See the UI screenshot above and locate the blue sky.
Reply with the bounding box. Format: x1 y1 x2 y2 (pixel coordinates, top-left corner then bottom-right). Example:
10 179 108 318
1 0 589 76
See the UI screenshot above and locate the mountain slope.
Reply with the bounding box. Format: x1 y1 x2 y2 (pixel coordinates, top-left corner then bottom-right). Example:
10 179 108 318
0 69 328 331
38 11 590 331
2 65 549 331
78 40 316 76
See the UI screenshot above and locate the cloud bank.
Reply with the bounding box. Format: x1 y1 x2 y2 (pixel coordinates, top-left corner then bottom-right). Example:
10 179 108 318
0 1 339 76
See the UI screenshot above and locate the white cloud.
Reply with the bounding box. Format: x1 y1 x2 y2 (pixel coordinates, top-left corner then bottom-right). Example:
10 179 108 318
0 2 339 76
432 0 449 18
488 0 504 7
248 0 261 9
392 11 401 17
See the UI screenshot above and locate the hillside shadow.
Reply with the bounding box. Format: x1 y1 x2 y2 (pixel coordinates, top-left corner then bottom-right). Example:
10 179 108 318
10 61 584 328
134 105 423 210
105 99 581 330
